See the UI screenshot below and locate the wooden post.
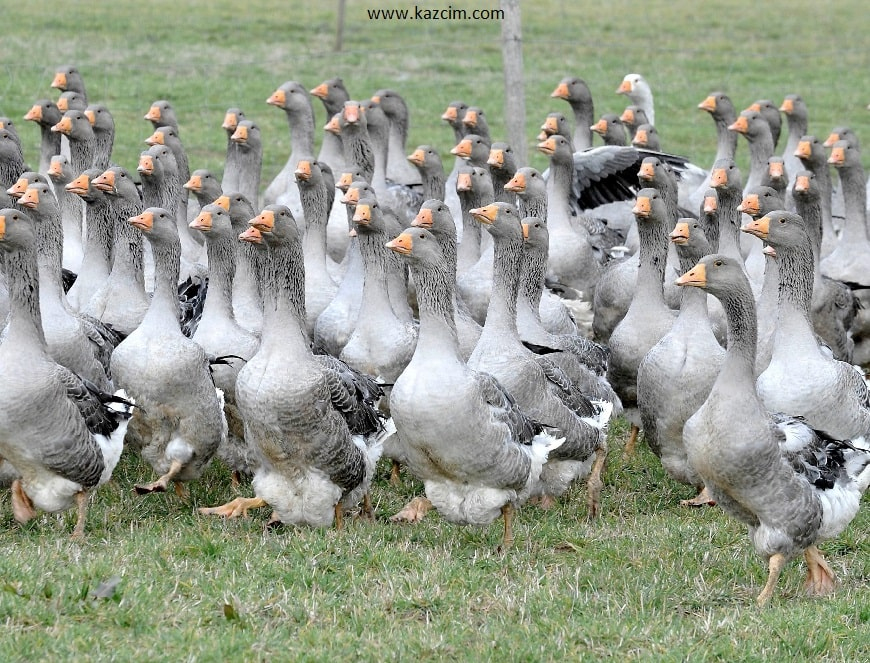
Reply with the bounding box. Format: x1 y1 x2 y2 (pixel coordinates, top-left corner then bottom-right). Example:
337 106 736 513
336 0 347 52
500 0 526 164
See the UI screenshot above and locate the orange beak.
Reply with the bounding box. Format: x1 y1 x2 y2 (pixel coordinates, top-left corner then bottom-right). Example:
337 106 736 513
728 116 749 134
137 154 154 175
47 159 65 178
822 132 840 148
190 210 213 232
632 196 651 217
239 226 262 244
462 109 478 128
337 172 355 192
794 174 811 193
221 112 239 131
144 130 164 146
343 104 360 124
370 94 381 104
183 174 201 191
407 148 425 166
737 194 759 215
294 160 312 181
65 173 91 196
698 95 717 112
450 139 472 158
7 178 30 199
638 162 655 181
441 106 457 122
93 170 115 192
324 115 341 134
504 172 526 193
51 72 67 90
144 105 162 122
311 83 329 99
616 79 632 94
747 102 762 112
536 137 556 156
521 223 530 240
385 232 413 255
541 116 559 134
56 97 69 112
250 210 276 232
767 161 784 180
551 82 569 99
633 129 649 145
675 262 706 287
341 186 360 205
456 172 472 192
214 195 230 210
469 204 498 225
19 187 40 208
709 168 727 187
24 105 42 122
703 196 718 214
741 215 770 239
230 125 248 143
619 108 635 124
590 118 608 135
670 222 690 244
353 203 372 224
0 214 5 240
266 89 286 106
51 116 72 135
412 208 433 228
794 141 812 159
779 98 794 114
84 109 96 126
828 146 846 166
487 148 504 168
129 210 154 231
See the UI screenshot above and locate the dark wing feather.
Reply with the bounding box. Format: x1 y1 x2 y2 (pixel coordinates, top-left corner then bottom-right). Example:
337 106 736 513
473 371 545 445
536 356 596 418
316 354 385 436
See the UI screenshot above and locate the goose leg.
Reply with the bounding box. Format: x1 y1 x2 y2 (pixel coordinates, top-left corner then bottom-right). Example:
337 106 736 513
803 545 836 596
389 460 402 486
361 493 375 520
334 503 344 530
680 485 716 507
624 424 639 456
134 458 184 495
70 490 89 540
756 553 787 606
11 480 36 524
501 503 515 549
199 496 267 518
390 496 433 523
586 442 609 519
231 470 242 490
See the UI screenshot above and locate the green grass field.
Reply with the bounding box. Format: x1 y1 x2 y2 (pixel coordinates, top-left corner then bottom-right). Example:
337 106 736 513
1 1 869 659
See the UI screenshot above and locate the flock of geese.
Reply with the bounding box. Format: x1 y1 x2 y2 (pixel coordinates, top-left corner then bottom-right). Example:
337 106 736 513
1 66 870 606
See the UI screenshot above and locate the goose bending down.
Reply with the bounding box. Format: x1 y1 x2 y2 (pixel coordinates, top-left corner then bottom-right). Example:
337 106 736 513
200 206 388 527
637 219 723 506
0 207 133 538
88 166 150 335
385 225 565 545
189 204 260 482
111 208 226 496
743 211 870 439
676 254 870 605
465 202 612 514
264 81 315 220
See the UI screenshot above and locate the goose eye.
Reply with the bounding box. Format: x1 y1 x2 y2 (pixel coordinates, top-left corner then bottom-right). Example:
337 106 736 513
779 218 786 224
714 260 723 266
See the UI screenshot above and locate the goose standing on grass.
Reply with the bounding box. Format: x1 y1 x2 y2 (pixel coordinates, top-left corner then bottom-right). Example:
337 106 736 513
89 166 149 335
465 203 611 514
189 204 260 485
220 107 245 194
16 182 113 391
228 119 262 206
23 99 63 175
791 170 858 362
385 224 565 543
637 218 723 506
551 76 595 152
606 189 676 454
264 81 315 220
47 155 84 272
0 207 133 538
744 210 870 439
112 208 226 496
676 254 870 606
200 206 387 528
372 89 421 186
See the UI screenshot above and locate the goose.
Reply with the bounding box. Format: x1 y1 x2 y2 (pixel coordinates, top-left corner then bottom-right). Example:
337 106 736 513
64 168 114 311
631 124 661 151
143 100 179 132
0 207 133 538
590 114 628 146
89 166 150 335
439 100 469 229
16 182 113 390
0 118 22 155
188 204 260 484
385 225 564 544
695 92 739 209
111 207 226 496
310 78 349 174
744 210 870 439
746 99 782 150
331 101 375 184
211 193 264 334
294 158 339 333
184 168 223 209
144 125 200 249
200 206 387 527
761 156 789 200
454 165 495 324
220 107 245 194
56 91 87 114
84 104 114 171
340 196 417 384
23 99 63 175
51 109 95 174
407 145 447 202
794 135 838 257
488 142 519 205
227 119 262 206
779 95 808 195
676 254 870 605
46 155 84 272
606 189 676 453
637 218 723 506
0 128 26 189
791 170 858 363
263 81 315 220
461 106 492 143
410 199 481 360
371 89 422 186
465 202 611 513
550 76 594 152
51 65 88 103
616 74 654 125
619 106 651 142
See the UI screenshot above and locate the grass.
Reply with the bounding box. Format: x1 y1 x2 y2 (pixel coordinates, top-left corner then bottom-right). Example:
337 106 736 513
1 0 870 658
